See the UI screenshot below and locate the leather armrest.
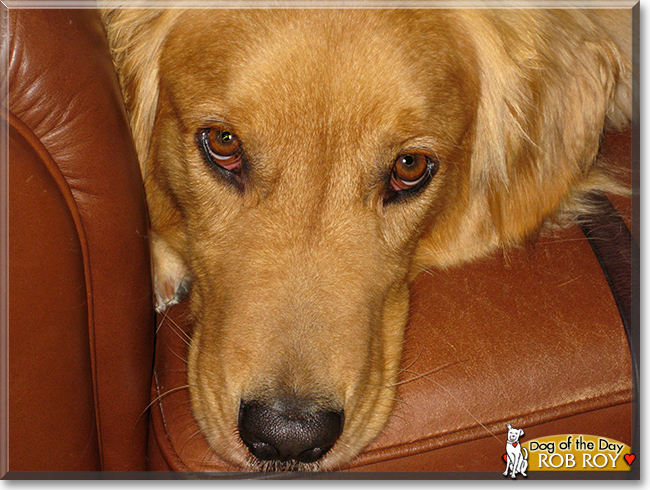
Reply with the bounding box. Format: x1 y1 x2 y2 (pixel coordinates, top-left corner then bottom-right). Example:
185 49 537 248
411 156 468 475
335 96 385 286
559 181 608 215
5 10 154 472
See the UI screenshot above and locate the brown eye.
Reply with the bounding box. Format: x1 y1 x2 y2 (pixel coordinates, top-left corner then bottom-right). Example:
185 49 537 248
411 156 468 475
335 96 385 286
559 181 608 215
204 128 242 171
390 153 431 191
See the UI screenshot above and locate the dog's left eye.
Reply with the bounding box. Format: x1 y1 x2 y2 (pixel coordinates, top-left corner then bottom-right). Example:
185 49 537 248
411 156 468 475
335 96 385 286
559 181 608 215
390 153 435 192
200 128 243 173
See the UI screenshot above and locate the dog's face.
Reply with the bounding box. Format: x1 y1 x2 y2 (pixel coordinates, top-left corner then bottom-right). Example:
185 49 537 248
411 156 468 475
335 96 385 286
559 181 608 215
150 10 479 470
158 10 480 469
103 8 629 470
506 425 524 445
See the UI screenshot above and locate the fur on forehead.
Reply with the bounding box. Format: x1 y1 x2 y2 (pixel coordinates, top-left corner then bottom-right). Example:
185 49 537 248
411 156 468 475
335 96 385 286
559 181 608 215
156 10 478 148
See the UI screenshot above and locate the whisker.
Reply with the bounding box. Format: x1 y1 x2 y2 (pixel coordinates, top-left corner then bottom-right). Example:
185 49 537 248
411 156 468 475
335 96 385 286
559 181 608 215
134 376 191 427
415 242 492 258
397 345 425 374
537 236 596 245
412 265 439 278
179 427 207 459
160 368 190 375
158 308 193 347
166 312 193 343
166 344 190 365
388 395 409 405
389 359 467 387
198 447 214 472
143 383 191 417
379 357 503 444
414 374 503 445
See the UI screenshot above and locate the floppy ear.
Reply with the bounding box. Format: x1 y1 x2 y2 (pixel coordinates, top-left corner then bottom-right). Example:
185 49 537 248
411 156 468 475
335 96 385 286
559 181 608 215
102 8 189 309
101 8 182 177
463 10 631 247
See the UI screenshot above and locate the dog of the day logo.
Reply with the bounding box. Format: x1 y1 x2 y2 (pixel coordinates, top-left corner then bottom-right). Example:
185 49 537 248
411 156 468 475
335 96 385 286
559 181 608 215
503 424 528 478
520 434 634 472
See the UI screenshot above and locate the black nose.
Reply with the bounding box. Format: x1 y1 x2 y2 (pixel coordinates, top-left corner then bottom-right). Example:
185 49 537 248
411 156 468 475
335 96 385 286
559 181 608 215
238 398 344 464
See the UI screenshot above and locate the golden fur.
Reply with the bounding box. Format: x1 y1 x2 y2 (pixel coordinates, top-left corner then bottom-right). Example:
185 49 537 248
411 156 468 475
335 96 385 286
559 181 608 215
101 8 631 471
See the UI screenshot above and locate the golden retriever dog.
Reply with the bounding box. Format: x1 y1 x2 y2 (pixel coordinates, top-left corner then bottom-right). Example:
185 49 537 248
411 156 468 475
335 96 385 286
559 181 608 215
101 8 631 471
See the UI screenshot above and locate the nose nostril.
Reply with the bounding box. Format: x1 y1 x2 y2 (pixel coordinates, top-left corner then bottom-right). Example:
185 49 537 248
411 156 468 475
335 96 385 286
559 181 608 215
248 441 281 461
238 399 343 464
297 446 328 464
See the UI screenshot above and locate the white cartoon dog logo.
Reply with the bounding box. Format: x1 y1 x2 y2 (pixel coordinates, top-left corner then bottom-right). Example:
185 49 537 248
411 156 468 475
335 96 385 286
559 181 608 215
503 424 528 478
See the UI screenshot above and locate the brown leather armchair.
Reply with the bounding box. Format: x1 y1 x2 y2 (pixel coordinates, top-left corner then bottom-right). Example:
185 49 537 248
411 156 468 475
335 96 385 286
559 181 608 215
3 9 637 478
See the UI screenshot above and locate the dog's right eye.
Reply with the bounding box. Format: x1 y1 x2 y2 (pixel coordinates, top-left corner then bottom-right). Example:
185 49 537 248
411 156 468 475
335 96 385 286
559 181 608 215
383 152 438 206
200 128 243 173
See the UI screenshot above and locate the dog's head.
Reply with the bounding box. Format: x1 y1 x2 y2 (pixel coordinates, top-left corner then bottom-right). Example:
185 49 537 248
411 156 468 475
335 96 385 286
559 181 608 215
103 9 629 470
506 424 525 444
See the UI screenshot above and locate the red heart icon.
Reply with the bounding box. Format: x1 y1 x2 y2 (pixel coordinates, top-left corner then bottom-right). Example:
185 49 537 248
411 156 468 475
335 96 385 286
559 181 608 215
503 454 507 462
624 454 635 465
513 442 517 447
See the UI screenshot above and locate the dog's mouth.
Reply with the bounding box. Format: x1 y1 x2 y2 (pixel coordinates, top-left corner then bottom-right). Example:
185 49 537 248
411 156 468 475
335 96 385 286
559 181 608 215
187 306 405 471
248 458 321 473
190 358 398 471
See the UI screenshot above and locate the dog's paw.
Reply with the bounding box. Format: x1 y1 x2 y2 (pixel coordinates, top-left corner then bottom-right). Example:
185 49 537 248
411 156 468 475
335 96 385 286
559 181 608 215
150 233 192 312
154 273 191 312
